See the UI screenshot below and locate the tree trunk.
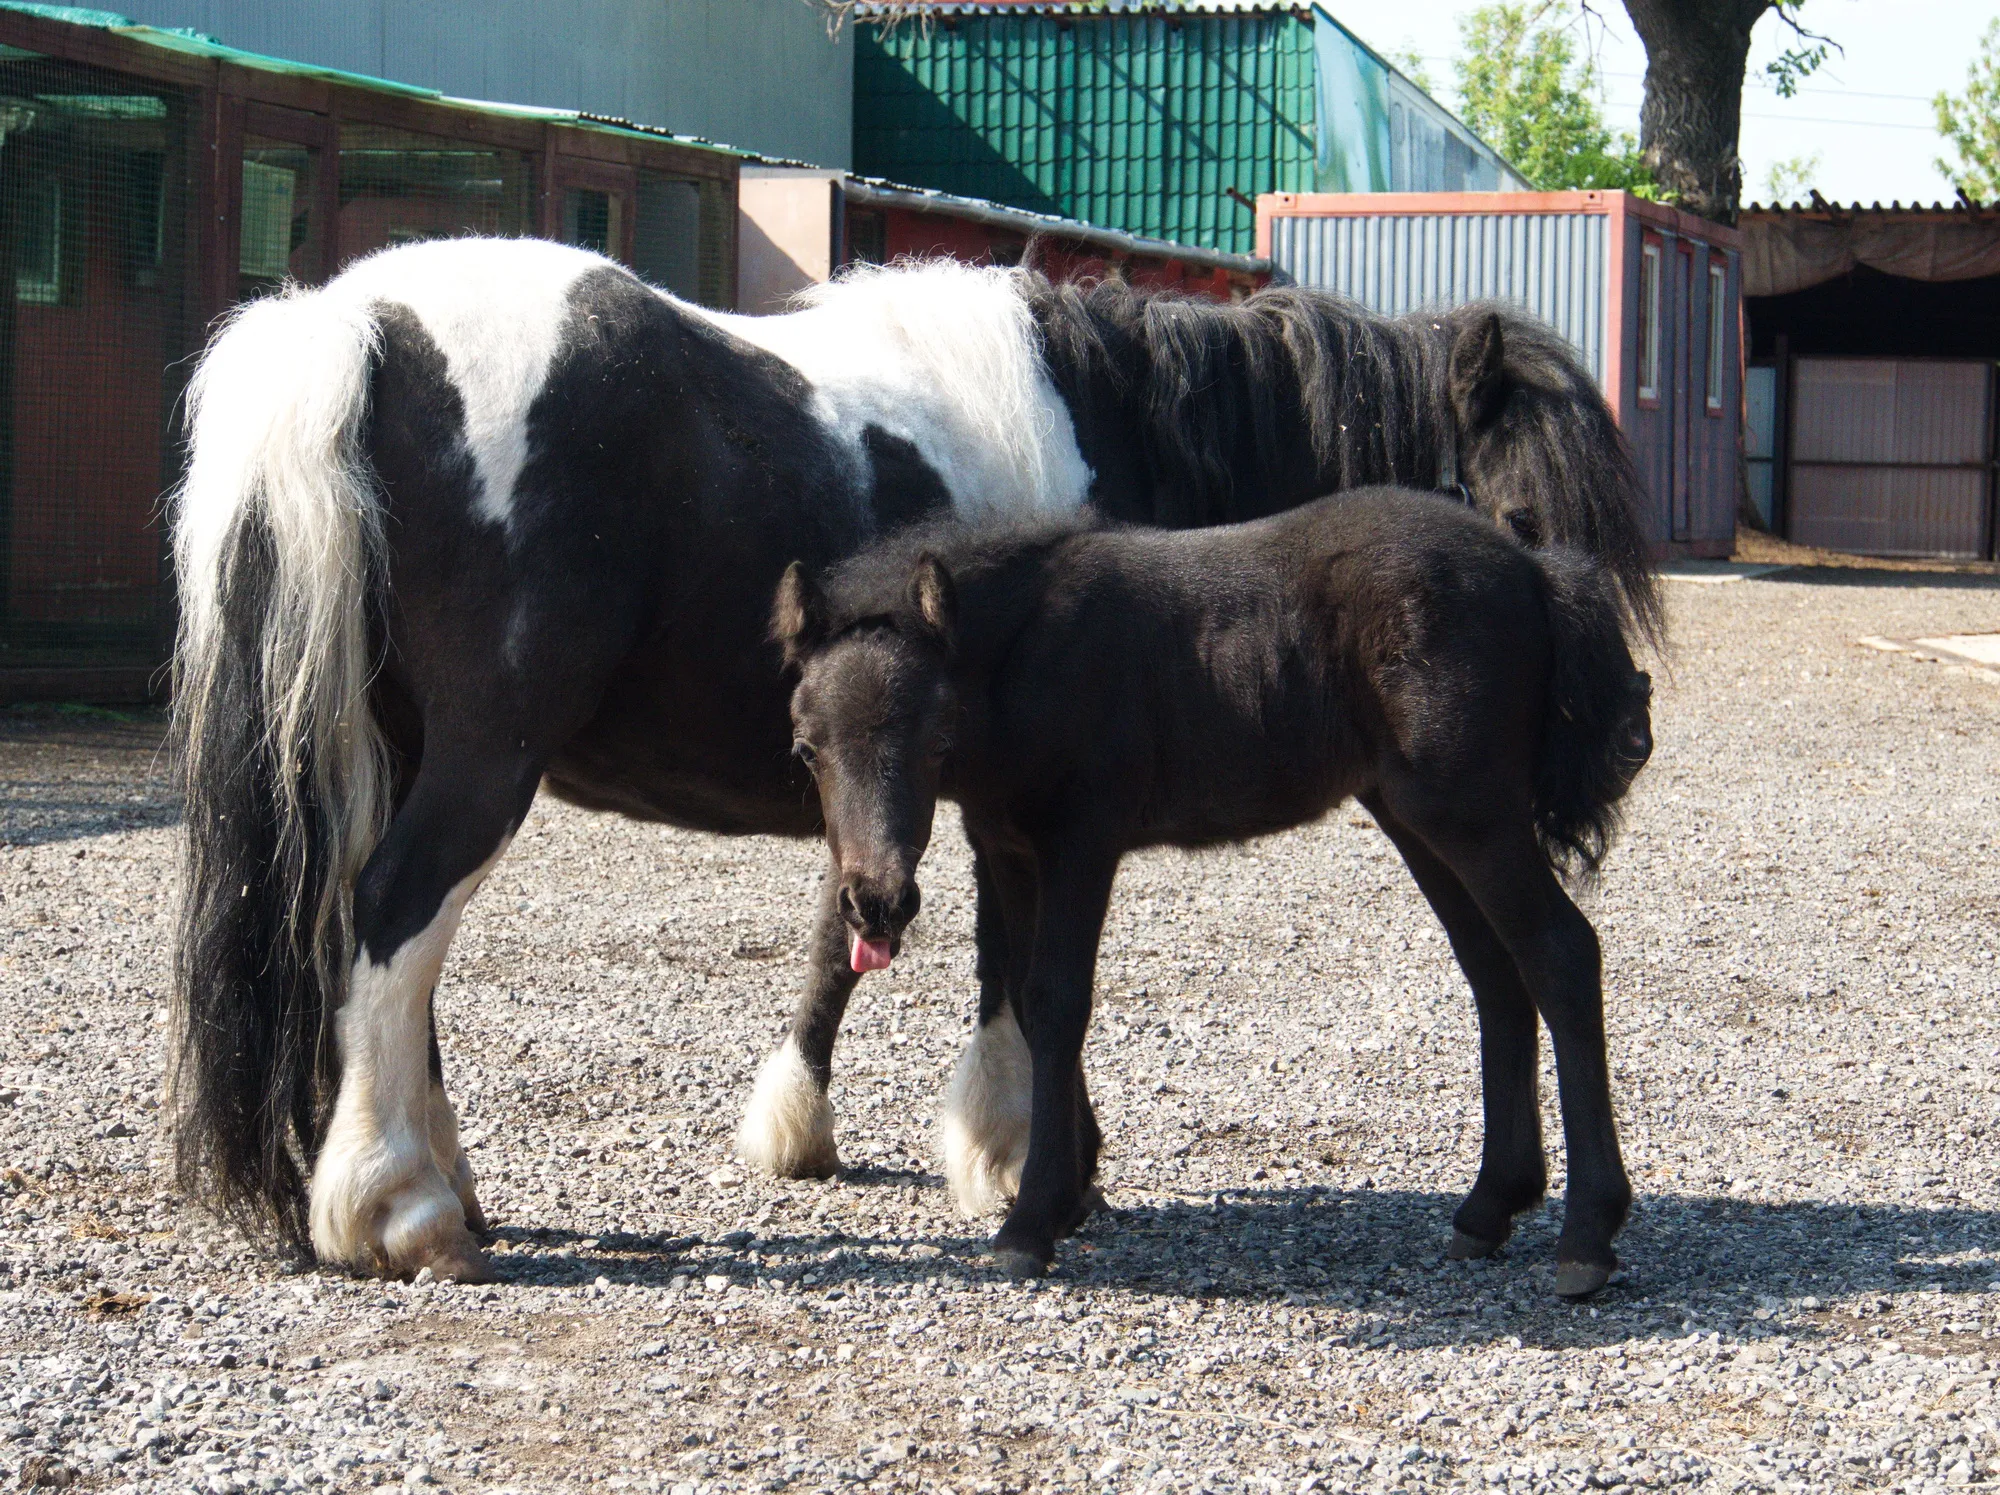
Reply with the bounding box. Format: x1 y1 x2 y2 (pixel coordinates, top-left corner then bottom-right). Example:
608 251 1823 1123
1622 0 1774 225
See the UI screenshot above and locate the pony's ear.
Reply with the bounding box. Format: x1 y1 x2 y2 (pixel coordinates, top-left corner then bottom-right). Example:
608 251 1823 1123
1449 311 1508 430
906 554 957 646
771 561 828 668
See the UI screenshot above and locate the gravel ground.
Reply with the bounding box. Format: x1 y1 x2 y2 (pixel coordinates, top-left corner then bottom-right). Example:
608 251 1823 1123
2 567 1998 1495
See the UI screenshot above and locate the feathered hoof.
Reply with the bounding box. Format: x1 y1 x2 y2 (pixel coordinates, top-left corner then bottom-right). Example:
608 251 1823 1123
1447 1228 1505 1261
992 1245 1049 1281
1553 1260 1613 1299
420 1240 496 1285
736 1042 841 1180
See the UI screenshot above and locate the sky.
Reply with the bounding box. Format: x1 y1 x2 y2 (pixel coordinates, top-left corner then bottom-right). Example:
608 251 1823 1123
1336 0 1996 207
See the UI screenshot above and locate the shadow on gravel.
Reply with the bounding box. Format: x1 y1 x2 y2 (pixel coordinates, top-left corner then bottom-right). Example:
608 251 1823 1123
473 1183 1999 1353
0 705 178 846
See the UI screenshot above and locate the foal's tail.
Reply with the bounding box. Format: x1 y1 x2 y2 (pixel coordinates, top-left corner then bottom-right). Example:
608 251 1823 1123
1530 549 1655 879
169 287 390 1246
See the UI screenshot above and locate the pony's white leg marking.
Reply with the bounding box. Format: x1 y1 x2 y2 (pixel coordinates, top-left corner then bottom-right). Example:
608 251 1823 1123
310 849 503 1278
735 1038 839 1179
939 1005 1033 1218
427 1079 486 1232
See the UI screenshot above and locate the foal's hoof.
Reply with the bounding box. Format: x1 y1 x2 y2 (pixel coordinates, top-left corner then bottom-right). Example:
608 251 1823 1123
1553 1261 1613 1299
1447 1229 1504 1261
993 1246 1050 1281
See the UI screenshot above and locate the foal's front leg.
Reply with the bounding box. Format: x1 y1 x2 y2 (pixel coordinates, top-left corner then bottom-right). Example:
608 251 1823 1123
991 843 1118 1279
737 864 861 1178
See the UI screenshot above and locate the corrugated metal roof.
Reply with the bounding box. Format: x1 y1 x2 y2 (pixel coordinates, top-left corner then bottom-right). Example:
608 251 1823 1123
854 6 1316 254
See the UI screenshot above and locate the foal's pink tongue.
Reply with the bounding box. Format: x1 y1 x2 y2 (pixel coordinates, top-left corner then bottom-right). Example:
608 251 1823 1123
850 931 894 973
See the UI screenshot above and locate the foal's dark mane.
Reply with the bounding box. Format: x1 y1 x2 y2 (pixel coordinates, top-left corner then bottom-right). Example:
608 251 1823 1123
1021 274 1662 645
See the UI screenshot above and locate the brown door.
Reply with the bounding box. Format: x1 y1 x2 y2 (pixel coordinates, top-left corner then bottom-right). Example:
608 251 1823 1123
1786 358 1995 558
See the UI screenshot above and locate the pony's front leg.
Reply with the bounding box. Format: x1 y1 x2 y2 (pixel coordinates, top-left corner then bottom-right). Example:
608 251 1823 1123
737 865 859 1178
310 762 527 1280
990 843 1118 1279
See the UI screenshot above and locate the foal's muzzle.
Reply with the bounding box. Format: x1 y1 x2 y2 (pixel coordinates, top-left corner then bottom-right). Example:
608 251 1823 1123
838 876 921 945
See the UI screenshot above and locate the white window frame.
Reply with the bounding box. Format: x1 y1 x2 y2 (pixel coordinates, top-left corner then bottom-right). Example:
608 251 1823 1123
1637 241 1662 404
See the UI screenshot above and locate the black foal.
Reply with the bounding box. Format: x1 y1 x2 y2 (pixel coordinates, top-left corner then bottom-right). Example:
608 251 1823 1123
775 488 1655 1296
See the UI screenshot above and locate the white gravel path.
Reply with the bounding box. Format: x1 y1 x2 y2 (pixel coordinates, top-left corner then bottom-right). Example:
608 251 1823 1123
2 566 1997 1495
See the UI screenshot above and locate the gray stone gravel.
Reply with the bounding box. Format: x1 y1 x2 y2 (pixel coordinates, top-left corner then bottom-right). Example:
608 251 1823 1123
2 566 1998 1495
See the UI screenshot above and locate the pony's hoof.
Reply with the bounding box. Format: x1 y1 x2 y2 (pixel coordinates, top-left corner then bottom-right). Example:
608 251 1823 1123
1448 1229 1504 1261
1553 1261 1612 1299
993 1246 1049 1281
420 1240 497 1285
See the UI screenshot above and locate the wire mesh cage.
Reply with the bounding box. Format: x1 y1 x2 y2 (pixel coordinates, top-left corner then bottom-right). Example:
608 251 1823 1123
0 44 194 678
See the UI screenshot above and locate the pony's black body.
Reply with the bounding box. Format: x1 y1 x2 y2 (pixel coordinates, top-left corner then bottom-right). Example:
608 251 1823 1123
172 238 1660 1280
779 492 1654 1293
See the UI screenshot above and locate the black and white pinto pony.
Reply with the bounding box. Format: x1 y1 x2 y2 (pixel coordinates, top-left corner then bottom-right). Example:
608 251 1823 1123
171 234 1660 1282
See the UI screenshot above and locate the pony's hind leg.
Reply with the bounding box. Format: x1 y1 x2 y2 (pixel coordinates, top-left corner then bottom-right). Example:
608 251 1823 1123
309 746 534 1280
941 842 1036 1217
1364 796 1546 1256
737 863 856 1178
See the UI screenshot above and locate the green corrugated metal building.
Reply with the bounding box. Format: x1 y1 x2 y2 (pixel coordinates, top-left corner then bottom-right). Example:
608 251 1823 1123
853 2 1524 256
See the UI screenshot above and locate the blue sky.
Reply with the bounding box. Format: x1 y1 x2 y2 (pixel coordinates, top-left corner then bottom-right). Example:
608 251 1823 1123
1341 0 1995 206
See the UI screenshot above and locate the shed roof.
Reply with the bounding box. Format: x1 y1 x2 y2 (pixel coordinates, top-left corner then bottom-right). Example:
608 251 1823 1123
0 0 746 159
1740 197 2000 296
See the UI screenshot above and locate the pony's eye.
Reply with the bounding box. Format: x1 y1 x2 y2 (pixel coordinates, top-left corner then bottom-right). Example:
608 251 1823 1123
793 741 818 769
1504 509 1542 546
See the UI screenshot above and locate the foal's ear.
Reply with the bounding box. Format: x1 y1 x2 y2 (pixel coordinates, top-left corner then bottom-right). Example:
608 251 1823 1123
906 554 957 646
1448 311 1508 430
771 560 828 668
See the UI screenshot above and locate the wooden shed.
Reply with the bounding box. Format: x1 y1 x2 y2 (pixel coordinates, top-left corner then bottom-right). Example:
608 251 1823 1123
0 4 740 703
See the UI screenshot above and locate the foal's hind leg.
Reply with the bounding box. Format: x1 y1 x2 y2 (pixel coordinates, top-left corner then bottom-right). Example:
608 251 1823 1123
1379 793 1631 1297
309 744 534 1280
737 863 858 1178
1364 796 1546 1256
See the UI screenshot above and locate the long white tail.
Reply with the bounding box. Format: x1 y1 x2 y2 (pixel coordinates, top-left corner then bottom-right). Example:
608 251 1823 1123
170 286 391 1243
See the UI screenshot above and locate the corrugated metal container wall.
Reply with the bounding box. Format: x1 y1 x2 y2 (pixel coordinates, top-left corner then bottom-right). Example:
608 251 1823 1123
1265 193 1743 556
113 0 854 167
1266 210 1608 382
854 11 1316 255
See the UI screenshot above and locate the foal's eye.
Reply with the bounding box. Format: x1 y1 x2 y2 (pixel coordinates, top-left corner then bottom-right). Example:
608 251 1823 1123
793 741 818 770
928 737 953 761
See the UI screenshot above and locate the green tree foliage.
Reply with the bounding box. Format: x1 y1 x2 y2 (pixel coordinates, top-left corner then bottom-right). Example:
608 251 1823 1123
1935 18 2000 203
1455 3 1652 193
1761 151 1821 205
